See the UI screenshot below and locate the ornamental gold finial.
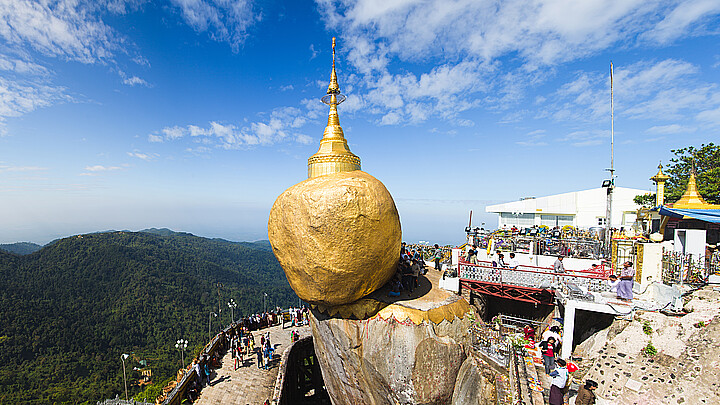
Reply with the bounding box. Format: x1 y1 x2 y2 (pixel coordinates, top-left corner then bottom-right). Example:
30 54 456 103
308 37 361 178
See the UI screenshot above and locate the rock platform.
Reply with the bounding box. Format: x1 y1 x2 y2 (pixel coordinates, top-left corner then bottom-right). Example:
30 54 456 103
310 266 496 405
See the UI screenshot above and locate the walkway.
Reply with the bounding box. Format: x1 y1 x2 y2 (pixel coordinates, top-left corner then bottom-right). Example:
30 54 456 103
194 323 311 405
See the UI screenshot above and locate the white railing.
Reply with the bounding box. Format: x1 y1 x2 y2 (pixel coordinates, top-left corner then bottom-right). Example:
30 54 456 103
459 262 609 293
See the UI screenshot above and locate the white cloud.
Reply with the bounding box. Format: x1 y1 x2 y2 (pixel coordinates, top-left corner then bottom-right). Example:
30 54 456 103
541 59 720 132
314 0 720 127
0 0 120 64
80 164 126 175
516 130 548 147
84 165 124 172
641 0 720 44
0 77 68 134
170 0 259 51
645 124 695 135
122 75 150 87
295 134 313 145
696 106 720 126
0 55 49 75
558 129 608 147
0 163 46 172
127 151 158 161
148 104 321 150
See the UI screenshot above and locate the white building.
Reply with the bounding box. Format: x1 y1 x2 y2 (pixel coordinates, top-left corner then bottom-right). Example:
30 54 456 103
486 187 646 229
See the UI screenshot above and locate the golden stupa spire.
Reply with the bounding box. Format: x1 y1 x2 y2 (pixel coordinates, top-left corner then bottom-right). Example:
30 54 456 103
673 162 720 209
307 37 361 178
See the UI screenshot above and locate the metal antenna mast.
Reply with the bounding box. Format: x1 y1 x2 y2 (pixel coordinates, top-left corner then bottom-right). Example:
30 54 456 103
605 62 615 257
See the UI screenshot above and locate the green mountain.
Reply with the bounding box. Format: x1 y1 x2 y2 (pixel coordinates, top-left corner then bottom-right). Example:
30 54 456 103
0 231 295 404
0 242 43 255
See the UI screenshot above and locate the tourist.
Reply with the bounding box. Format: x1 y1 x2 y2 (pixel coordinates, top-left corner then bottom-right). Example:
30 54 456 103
203 355 211 385
467 245 478 264
575 379 599 405
523 324 536 341
193 358 204 386
539 336 557 374
548 358 569 405
400 256 414 293
235 340 243 370
400 242 406 255
388 274 402 297
606 274 619 293
508 252 519 269
256 346 263 369
542 326 562 353
553 255 565 273
617 261 635 301
433 244 443 271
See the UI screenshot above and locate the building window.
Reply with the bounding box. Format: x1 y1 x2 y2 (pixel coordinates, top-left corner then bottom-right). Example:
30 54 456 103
541 215 575 227
597 217 607 226
500 213 534 227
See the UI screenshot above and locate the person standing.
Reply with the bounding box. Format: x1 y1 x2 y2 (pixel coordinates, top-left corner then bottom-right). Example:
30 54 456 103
193 359 203 386
508 252 519 269
617 261 635 301
539 336 557 374
548 358 569 405
467 245 478 264
553 256 565 273
433 244 443 271
575 379 599 405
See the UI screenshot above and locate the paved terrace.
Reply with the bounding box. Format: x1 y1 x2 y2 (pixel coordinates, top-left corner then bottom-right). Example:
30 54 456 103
194 323 311 405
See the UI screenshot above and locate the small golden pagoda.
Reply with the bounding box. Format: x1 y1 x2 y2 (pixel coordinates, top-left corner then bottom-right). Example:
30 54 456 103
650 163 670 206
671 170 720 209
307 38 361 178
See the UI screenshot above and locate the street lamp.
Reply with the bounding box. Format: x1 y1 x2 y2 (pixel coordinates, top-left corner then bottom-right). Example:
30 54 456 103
121 353 130 401
263 292 268 313
175 339 188 368
208 312 217 342
227 299 237 324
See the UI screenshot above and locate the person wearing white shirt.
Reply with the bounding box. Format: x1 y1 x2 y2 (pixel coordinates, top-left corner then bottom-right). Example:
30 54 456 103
549 358 569 405
606 274 619 293
508 252 520 269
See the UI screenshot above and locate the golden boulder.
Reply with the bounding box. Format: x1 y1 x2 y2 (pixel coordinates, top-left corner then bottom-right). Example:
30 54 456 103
268 170 401 306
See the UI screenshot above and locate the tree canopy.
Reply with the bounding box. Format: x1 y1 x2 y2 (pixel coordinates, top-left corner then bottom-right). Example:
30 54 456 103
0 231 297 404
635 143 720 207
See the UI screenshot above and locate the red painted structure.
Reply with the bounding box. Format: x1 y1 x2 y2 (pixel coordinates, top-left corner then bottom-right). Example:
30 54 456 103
458 260 609 306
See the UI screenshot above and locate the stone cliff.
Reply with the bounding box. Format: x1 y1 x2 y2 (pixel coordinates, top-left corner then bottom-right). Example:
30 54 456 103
309 270 498 405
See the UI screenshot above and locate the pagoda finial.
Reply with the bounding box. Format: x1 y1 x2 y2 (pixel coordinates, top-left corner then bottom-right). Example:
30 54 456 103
307 37 361 178
328 37 340 95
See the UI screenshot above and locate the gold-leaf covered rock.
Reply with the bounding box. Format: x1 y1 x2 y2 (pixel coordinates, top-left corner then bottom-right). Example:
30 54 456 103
268 170 401 306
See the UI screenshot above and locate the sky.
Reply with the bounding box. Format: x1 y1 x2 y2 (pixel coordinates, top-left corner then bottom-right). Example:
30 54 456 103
0 0 719 245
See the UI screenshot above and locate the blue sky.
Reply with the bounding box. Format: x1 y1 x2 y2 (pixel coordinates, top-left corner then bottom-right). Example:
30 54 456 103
1 0 719 245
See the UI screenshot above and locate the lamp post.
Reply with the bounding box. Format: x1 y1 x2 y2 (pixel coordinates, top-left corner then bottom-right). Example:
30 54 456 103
263 292 268 313
227 299 237 324
121 353 130 401
208 312 217 342
175 339 188 368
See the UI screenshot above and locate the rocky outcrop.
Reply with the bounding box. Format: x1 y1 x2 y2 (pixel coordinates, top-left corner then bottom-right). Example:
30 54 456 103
310 305 495 405
451 355 496 405
573 286 720 404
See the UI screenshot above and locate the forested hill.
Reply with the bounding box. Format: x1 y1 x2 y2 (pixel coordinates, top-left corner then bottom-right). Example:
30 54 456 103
0 231 296 404
0 241 43 255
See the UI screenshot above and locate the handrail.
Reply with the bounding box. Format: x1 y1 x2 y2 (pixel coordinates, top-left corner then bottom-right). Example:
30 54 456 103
459 260 607 280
